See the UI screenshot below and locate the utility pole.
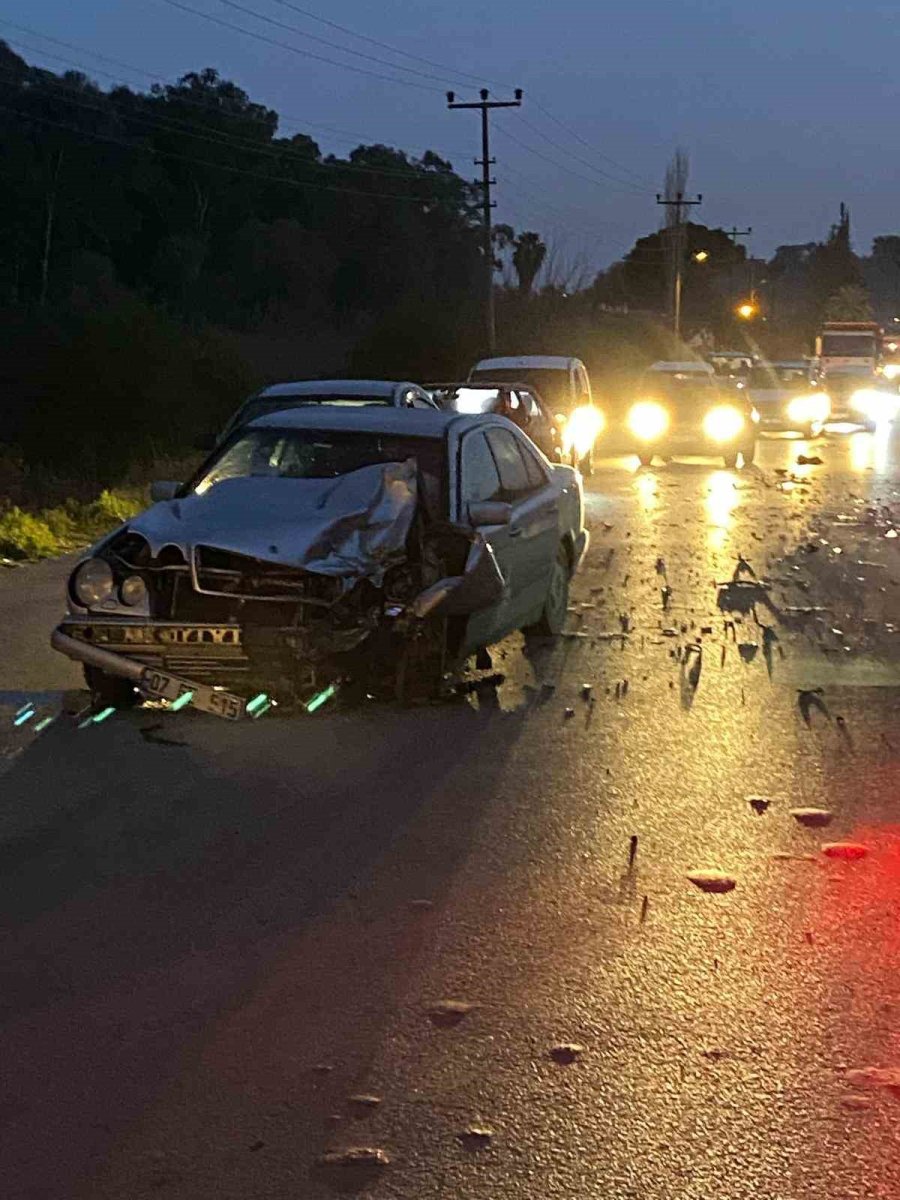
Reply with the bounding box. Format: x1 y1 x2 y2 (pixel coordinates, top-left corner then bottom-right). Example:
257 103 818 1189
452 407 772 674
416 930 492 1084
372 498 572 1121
656 190 702 339
726 226 753 309
447 87 523 354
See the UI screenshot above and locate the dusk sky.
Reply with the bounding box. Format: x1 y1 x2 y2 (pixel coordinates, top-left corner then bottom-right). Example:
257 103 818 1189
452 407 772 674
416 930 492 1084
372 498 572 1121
2 0 897 273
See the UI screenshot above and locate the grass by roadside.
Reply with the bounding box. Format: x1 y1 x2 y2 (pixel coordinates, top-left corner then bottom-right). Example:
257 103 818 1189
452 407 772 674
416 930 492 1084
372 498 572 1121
0 453 199 563
0 490 146 562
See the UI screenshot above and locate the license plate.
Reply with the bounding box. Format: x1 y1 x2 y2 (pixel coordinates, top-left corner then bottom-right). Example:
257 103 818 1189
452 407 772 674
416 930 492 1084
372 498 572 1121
139 667 245 721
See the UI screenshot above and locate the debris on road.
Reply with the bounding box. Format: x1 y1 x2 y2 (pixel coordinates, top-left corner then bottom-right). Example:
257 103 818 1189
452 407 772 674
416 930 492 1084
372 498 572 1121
797 455 823 466
798 688 830 725
822 842 869 860
564 707 575 719
628 834 639 868
313 1147 391 1190
790 807 834 828
426 999 477 1028
581 683 593 700
687 870 737 893
459 1126 494 1150
550 1043 585 1065
409 899 434 911
748 796 771 814
841 1094 876 1111
640 894 649 923
348 1095 383 1115
845 1066 900 1091
738 642 759 664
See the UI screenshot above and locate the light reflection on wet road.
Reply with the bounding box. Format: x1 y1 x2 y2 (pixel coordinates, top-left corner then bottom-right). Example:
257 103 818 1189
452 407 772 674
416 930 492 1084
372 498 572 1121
2 430 900 1199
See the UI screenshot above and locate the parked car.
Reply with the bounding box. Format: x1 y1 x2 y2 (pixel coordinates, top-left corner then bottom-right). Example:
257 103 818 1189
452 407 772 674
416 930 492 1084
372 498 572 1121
623 369 759 467
52 408 588 716
218 379 439 443
425 380 559 459
745 362 830 436
468 355 602 474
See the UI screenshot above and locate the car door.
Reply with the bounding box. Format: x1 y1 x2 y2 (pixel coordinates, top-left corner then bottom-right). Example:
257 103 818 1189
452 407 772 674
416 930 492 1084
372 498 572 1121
457 429 517 651
484 426 559 627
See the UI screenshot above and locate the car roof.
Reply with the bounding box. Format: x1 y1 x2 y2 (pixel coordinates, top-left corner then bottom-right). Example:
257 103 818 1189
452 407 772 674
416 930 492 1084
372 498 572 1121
648 360 715 374
472 356 578 371
246 406 485 438
256 379 415 399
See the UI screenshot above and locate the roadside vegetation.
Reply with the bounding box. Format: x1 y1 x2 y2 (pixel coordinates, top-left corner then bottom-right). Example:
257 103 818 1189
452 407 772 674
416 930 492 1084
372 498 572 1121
1 43 895 564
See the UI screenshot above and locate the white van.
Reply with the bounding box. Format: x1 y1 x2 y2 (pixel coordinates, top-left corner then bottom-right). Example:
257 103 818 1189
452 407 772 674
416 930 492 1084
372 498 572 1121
468 356 599 473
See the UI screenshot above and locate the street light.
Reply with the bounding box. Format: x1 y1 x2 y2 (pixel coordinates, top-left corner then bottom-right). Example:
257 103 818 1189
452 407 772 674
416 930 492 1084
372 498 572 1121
692 250 710 263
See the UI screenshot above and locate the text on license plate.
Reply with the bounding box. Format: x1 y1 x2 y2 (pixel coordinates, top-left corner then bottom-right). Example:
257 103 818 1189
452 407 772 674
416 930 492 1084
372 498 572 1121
140 667 245 720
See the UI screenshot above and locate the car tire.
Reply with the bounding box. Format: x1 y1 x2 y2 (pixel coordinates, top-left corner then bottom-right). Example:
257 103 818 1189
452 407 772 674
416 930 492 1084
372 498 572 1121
83 665 139 708
578 448 594 477
525 544 570 637
741 440 757 466
638 453 654 467
723 450 740 468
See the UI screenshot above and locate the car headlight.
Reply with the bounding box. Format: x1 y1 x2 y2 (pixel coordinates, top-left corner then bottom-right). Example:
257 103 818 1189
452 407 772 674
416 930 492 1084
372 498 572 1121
72 557 114 607
787 391 831 425
119 574 147 607
851 388 898 419
627 401 669 440
703 405 745 442
562 405 605 457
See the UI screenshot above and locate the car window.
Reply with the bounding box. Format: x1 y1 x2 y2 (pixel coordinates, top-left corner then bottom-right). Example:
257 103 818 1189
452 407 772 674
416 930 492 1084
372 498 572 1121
517 439 550 489
460 431 502 507
516 390 540 419
485 428 532 498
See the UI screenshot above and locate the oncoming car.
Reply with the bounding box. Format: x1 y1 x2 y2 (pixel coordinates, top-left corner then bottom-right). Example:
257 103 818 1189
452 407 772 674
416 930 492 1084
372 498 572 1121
468 356 603 474
52 409 588 717
624 371 759 467
746 362 830 436
218 379 439 443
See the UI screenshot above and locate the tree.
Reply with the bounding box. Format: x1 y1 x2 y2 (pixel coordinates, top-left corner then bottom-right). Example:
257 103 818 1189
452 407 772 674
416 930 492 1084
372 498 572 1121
512 232 547 295
823 284 874 321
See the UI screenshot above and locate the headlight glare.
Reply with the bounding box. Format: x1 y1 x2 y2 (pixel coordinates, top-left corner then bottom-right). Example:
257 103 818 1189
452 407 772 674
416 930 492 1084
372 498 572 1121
627 401 669 440
72 557 114 607
119 574 147 607
787 391 831 425
851 388 898 419
562 405 604 458
703 405 744 442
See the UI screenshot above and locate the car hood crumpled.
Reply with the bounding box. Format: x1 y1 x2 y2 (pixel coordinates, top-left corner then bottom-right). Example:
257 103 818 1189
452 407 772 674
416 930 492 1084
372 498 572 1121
125 460 419 588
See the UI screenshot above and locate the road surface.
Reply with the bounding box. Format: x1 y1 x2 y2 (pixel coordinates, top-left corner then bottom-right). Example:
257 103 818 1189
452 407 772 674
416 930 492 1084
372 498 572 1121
3 428 900 1199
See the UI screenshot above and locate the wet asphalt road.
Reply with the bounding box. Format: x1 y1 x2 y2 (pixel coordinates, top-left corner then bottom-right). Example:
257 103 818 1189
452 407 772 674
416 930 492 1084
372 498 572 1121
4 428 900 1199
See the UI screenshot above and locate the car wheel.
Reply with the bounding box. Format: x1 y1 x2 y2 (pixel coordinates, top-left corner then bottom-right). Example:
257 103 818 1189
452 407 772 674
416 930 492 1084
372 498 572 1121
723 450 740 468
741 440 757 466
83 665 139 708
526 545 570 637
578 448 594 477
638 452 654 467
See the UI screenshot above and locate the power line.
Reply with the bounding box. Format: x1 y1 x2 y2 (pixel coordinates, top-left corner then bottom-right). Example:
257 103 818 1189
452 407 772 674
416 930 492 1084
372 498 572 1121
268 0 515 89
0 62 475 188
513 112 648 193
528 98 655 189
0 27 476 158
0 101 456 204
213 0 468 88
263 0 652 189
156 0 442 91
494 119 646 198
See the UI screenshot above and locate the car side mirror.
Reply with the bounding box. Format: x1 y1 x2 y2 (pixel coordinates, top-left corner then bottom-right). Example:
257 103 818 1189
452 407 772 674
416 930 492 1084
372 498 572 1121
468 500 512 527
150 480 182 502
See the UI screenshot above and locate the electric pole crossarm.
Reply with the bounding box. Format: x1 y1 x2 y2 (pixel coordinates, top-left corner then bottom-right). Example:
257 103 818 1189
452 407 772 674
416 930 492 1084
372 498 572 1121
447 87 523 354
656 190 702 339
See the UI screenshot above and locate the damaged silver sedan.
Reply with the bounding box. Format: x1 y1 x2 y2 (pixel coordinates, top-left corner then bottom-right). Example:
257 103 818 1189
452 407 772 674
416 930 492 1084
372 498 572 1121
51 408 588 718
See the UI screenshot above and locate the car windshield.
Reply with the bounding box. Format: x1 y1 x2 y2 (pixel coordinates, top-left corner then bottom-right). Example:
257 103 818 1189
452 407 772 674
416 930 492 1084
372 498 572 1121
748 366 810 388
472 367 569 409
192 427 444 505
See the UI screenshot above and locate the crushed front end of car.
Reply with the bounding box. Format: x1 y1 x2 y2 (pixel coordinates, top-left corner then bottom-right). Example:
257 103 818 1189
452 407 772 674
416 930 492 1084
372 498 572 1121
52 460 504 717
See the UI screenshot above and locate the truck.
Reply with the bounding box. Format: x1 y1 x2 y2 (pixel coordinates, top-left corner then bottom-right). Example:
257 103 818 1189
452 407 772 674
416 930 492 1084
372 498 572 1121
815 321 883 375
